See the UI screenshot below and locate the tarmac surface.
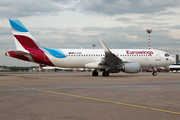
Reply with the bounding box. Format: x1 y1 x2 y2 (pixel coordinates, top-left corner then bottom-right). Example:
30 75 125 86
0 71 180 120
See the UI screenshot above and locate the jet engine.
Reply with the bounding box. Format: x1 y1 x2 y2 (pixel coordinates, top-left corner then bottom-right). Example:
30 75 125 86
116 62 141 73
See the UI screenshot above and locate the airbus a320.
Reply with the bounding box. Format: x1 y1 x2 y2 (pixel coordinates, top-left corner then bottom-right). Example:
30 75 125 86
6 20 175 77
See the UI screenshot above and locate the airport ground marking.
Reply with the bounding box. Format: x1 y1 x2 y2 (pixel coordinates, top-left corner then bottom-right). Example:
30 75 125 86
0 84 180 115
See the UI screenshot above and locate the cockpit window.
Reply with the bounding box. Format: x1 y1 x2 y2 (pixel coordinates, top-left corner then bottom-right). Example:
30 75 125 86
165 54 169 57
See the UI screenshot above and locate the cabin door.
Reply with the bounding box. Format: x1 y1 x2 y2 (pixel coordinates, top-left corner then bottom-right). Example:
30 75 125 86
156 51 161 61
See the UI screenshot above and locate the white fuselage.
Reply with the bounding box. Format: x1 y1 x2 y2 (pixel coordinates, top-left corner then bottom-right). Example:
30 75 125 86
46 49 175 68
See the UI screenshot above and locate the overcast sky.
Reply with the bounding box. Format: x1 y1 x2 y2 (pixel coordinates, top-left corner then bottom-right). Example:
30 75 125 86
0 0 180 66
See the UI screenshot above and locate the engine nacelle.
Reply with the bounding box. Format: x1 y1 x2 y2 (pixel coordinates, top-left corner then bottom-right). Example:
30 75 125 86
116 62 141 73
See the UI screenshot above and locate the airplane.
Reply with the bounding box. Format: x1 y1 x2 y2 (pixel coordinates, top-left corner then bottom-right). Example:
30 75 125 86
5 19 175 77
168 64 180 72
39 64 81 71
38 64 62 71
40 66 87 72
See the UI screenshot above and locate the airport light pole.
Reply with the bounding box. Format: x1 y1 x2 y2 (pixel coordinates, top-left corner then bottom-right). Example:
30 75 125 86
146 29 152 49
92 44 96 49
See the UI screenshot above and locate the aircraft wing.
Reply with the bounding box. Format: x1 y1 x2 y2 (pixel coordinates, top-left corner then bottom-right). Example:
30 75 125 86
100 40 122 66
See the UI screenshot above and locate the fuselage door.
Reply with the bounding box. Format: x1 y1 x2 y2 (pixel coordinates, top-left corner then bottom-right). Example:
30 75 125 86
156 51 161 61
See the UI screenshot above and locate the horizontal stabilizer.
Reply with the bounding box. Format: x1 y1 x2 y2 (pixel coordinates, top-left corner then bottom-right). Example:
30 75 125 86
6 50 30 56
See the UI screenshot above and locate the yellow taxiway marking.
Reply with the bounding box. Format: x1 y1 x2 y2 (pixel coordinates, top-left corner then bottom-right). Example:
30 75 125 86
0 83 180 115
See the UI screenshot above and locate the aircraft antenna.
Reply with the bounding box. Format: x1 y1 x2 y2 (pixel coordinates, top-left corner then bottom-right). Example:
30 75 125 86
146 29 152 49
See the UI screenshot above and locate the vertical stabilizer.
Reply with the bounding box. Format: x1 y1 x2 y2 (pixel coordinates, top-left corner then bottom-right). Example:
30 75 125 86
8 19 55 66
9 19 42 51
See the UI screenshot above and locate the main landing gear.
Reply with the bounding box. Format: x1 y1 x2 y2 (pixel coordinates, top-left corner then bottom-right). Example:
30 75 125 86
92 70 99 76
102 71 109 77
152 67 157 76
92 70 109 77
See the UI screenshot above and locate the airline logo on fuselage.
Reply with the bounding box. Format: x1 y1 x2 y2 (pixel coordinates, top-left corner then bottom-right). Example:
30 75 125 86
126 50 154 55
69 52 82 54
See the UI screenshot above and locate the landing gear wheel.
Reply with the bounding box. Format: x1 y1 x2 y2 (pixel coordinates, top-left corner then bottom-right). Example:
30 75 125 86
152 72 157 76
152 67 157 76
92 71 99 76
102 71 109 77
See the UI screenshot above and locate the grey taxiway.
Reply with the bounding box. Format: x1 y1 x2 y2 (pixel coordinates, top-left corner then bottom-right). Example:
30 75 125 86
0 72 180 120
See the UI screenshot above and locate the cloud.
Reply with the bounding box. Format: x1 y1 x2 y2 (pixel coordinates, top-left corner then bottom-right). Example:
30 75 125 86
0 27 11 35
0 27 15 51
78 0 180 15
32 25 171 50
0 0 77 19
115 17 132 22
168 29 180 39
168 25 180 30
55 25 178 51
1 0 179 19
0 0 179 66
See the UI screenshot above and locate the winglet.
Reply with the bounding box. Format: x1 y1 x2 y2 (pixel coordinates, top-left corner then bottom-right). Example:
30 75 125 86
100 40 122 64
100 39 112 54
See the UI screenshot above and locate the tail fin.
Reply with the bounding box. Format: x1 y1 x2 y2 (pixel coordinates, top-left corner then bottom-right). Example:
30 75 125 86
9 19 42 51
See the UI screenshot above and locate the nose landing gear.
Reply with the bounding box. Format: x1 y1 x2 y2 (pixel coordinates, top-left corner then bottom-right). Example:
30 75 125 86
152 67 157 76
